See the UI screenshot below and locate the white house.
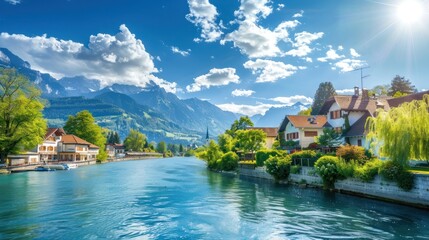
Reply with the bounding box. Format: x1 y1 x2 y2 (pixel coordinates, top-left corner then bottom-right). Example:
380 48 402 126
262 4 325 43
278 115 328 148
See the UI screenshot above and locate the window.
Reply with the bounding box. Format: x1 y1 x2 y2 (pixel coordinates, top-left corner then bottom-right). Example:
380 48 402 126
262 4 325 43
304 131 318 137
357 139 362 146
286 132 299 140
330 110 342 119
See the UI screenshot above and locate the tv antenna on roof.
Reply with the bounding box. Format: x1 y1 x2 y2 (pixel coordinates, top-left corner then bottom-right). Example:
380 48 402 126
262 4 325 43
350 66 370 91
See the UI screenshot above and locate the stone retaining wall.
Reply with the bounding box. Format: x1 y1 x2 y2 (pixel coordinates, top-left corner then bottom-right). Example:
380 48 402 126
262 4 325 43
238 166 429 208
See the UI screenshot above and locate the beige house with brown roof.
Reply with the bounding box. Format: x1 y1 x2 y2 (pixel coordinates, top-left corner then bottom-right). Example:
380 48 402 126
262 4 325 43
57 135 99 161
36 128 66 162
247 127 278 149
278 115 328 148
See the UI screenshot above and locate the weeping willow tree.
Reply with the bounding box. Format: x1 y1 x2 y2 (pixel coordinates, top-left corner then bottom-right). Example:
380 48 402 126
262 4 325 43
366 95 429 166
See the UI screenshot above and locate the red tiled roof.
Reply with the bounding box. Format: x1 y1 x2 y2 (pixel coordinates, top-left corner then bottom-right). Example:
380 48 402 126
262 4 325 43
287 115 327 128
318 95 390 116
247 127 278 137
61 135 99 149
387 90 429 108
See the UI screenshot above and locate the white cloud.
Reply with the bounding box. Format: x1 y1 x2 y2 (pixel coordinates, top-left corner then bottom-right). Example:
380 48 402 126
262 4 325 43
276 3 285 11
333 59 366 72
222 0 304 58
5 0 20 4
293 10 304 18
186 0 223 42
186 67 240 92
350 48 361 58
338 45 344 51
222 21 282 58
171 46 190 56
234 0 273 23
336 88 355 95
285 31 324 57
216 102 282 116
270 95 313 105
232 89 255 97
317 48 344 62
243 59 298 83
0 24 178 93
156 56 161 61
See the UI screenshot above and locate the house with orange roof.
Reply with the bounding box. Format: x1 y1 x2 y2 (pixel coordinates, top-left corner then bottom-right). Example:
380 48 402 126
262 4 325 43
247 127 278 149
36 128 66 162
57 135 100 162
278 115 328 148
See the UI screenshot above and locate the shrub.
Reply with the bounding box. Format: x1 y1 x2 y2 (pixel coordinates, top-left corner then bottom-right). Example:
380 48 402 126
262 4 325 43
336 145 367 163
290 165 301 174
314 156 342 189
255 150 283 167
220 152 239 171
337 159 357 179
354 159 383 182
291 150 317 160
379 160 415 191
265 155 292 181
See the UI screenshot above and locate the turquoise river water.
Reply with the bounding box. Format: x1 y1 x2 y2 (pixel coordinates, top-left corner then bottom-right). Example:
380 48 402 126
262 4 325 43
0 157 428 239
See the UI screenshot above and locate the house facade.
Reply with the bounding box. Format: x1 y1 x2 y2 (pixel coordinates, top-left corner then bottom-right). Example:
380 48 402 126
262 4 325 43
106 144 125 158
247 127 278 149
57 135 100 162
278 115 328 148
36 128 66 162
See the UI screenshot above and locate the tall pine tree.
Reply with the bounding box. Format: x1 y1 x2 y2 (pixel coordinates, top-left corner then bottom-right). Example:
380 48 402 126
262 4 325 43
311 82 336 115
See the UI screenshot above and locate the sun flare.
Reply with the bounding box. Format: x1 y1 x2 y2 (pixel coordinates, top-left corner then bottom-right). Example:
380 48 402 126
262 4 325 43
396 0 424 25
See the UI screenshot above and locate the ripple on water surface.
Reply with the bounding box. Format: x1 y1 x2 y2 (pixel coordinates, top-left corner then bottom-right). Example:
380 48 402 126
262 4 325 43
0 157 428 239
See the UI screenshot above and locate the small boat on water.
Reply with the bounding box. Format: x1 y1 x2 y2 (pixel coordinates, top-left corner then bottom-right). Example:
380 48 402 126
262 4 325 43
45 164 68 170
63 163 78 169
35 166 56 171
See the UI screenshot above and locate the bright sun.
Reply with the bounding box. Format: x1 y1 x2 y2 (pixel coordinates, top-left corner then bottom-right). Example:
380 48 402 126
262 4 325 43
396 1 424 25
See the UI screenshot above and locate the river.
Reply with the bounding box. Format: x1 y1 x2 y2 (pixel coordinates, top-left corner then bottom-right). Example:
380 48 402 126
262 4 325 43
0 157 428 239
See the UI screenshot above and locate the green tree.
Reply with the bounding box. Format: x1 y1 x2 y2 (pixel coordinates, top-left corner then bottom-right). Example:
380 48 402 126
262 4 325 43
226 116 254 137
205 140 223 170
387 75 416 97
218 133 234 153
0 68 47 163
368 84 389 97
123 129 146 152
63 110 107 161
235 129 266 155
113 132 120 144
316 128 342 148
298 107 312 116
179 144 184 153
311 82 336 115
366 95 429 166
156 141 167 153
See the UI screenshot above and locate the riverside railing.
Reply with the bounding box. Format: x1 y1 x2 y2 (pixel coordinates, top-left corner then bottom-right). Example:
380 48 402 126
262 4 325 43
291 158 317 167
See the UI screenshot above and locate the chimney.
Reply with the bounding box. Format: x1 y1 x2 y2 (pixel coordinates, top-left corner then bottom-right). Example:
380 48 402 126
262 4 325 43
362 89 369 101
354 86 359 96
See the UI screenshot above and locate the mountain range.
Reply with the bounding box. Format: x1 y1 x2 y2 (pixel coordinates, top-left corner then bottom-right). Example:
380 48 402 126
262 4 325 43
0 47 307 143
0 47 236 144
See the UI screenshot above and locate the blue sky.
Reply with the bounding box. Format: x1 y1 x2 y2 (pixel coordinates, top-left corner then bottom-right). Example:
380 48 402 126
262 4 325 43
1 0 428 116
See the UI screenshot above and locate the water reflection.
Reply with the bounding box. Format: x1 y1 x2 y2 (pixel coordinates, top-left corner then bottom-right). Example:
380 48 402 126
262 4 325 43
0 157 428 239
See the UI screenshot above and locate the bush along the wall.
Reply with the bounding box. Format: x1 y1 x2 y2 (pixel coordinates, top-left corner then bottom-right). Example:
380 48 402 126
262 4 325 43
336 145 367 164
265 155 292 181
220 152 239 171
290 165 301 174
255 150 283 167
354 159 383 182
314 156 342 190
379 160 415 191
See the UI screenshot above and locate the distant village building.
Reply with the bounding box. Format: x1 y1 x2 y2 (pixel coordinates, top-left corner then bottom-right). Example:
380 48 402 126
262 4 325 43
247 127 278 149
106 144 125 158
278 116 328 148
